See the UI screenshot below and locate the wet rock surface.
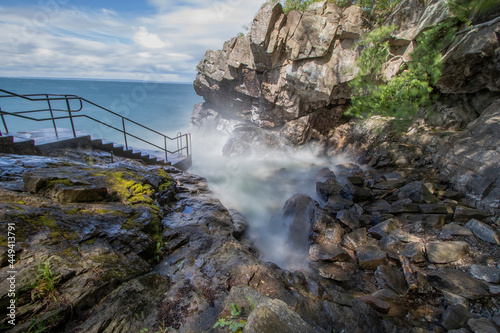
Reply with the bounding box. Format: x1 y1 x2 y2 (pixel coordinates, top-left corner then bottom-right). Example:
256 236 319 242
280 161 500 331
2 145 500 332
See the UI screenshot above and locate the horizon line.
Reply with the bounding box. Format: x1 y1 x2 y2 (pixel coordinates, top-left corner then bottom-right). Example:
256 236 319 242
0 76 194 85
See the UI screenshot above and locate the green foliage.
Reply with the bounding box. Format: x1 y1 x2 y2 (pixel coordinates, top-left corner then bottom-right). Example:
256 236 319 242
155 241 163 262
347 20 459 125
22 318 47 333
31 259 57 301
213 304 246 332
283 0 317 13
448 0 499 23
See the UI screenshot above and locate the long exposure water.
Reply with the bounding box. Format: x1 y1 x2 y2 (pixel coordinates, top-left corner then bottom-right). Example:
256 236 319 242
190 133 350 270
1 77 349 270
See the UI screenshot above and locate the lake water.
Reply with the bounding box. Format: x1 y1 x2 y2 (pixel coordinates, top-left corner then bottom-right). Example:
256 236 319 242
0 77 202 151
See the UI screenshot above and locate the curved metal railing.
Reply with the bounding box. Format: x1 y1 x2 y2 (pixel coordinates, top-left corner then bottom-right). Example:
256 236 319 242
0 88 191 162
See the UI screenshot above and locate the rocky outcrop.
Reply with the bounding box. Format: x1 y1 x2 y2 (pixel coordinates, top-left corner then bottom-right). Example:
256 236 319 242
192 0 452 138
279 161 500 329
192 0 365 138
0 151 415 332
191 0 500 216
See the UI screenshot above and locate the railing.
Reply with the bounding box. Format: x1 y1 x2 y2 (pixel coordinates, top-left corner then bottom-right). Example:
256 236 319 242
0 89 191 163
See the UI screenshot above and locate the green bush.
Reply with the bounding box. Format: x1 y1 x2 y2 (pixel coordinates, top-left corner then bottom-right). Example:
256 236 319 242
346 19 459 125
448 0 499 23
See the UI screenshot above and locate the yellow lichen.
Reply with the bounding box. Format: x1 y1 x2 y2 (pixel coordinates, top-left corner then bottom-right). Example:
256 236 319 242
20 215 56 228
46 179 77 188
0 235 7 247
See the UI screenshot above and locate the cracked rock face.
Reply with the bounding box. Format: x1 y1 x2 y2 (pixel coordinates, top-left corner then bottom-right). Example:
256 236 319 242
191 0 500 216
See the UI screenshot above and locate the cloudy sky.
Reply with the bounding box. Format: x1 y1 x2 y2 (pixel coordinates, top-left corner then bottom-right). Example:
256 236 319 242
0 0 265 83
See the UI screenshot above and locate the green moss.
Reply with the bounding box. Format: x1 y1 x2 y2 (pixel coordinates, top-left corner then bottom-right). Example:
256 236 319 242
65 207 83 215
88 253 132 281
82 208 126 216
159 180 173 192
46 179 77 188
131 183 154 196
56 248 80 262
129 183 155 204
0 235 7 247
20 215 56 228
94 170 156 204
84 238 97 245
157 168 170 179
6 204 25 212
122 215 138 230
49 229 79 242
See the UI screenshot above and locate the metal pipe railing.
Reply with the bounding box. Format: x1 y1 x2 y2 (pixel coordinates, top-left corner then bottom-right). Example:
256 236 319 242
0 89 192 162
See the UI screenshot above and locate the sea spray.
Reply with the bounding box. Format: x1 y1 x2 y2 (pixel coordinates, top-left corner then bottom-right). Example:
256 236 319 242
190 130 350 270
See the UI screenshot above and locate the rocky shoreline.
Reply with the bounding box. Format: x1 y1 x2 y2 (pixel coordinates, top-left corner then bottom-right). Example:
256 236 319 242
1 0 500 331
0 147 499 332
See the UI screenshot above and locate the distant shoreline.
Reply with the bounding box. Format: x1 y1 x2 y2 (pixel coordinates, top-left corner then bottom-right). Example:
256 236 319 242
0 76 193 85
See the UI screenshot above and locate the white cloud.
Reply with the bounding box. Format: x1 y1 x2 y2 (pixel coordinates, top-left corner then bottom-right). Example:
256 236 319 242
133 26 171 49
102 8 117 16
0 0 266 82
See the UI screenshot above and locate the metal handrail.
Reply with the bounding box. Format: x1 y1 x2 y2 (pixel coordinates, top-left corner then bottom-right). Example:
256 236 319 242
0 89 191 162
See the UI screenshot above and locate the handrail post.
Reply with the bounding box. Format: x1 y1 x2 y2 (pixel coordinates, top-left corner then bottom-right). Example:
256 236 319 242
47 94 59 139
186 134 190 156
65 95 76 138
122 118 128 150
0 108 8 134
176 131 181 155
164 136 168 162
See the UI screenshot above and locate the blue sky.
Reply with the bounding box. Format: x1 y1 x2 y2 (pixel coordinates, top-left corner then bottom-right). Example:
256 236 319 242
0 0 265 82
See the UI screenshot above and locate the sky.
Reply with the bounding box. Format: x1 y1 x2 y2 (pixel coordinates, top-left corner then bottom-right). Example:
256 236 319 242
0 0 266 83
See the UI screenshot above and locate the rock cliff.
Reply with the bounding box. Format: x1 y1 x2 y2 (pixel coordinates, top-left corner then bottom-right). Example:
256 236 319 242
192 0 500 215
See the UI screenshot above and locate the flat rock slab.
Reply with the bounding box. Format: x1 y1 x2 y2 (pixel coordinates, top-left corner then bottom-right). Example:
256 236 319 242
375 265 407 295
244 298 316 333
470 264 500 284
316 263 352 282
342 227 367 250
466 219 500 245
454 205 489 222
441 304 471 331
427 268 491 299
401 242 426 263
467 317 499 333
442 222 473 236
309 243 350 262
356 245 388 270
425 241 468 264
398 181 438 203
358 296 391 314
368 218 401 240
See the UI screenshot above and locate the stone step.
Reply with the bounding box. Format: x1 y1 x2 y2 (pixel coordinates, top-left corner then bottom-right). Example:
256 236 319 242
1 131 185 169
37 135 92 151
0 135 39 155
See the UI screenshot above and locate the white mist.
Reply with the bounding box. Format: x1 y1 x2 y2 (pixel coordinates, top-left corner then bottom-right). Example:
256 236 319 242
190 130 349 271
